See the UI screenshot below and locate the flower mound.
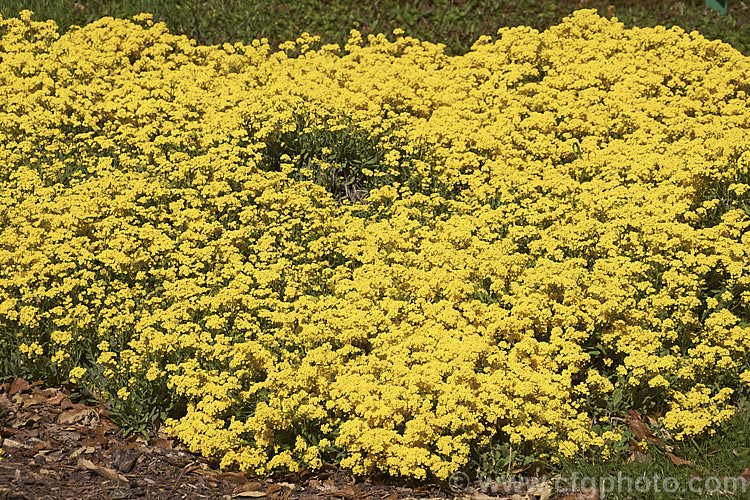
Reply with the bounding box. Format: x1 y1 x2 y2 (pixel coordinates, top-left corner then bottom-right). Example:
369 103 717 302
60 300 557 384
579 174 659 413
1 9 749 480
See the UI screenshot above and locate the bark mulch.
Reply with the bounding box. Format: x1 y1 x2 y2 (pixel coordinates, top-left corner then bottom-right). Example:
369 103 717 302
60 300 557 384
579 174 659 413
0 378 588 500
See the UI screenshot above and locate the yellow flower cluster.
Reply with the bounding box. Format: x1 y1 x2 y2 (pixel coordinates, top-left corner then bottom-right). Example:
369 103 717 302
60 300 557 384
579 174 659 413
1 8 749 480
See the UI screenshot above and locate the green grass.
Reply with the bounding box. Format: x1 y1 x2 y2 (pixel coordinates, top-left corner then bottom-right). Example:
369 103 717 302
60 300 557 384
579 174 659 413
2 0 749 56
464 402 750 498
553 402 750 499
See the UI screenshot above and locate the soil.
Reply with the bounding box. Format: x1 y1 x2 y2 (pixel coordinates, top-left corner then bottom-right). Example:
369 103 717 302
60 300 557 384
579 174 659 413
0 378 589 500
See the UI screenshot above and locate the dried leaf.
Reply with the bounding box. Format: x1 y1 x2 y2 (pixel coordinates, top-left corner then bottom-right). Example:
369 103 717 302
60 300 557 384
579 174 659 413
627 410 664 446
112 449 139 473
82 436 109 448
57 430 82 442
337 485 360 498
739 465 750 483
77 458 97 470
70 446 89 459
233 482 263 494
151 437 172 449
233 492 266 498
77 457 129 483
9 379 29 396
669 453 696 467
218 471 250 484
0 427 19 438
22 393 47 407
627 410 650 441
1 438 25 448
45 393 66 406
58 408 93 425
96 465 126 482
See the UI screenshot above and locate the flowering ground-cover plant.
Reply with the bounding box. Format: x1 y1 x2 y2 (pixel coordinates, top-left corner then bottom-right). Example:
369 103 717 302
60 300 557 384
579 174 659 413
1 8 749 481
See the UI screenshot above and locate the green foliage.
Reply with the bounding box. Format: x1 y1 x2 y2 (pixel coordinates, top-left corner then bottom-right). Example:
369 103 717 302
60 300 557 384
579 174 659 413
253 110 392 204
557 401 750 499
1 0 748 57
692 149 750 230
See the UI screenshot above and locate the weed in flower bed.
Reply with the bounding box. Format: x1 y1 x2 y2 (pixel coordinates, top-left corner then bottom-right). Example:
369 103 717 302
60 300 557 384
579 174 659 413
0 8 749 483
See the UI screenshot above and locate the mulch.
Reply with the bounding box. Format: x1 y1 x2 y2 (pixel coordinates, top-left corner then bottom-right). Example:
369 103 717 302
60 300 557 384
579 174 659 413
0 378 583 500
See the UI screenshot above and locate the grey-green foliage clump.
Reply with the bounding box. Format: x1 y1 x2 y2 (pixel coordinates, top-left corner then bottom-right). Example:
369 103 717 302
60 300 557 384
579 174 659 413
250 110 436 212
254 111 389 204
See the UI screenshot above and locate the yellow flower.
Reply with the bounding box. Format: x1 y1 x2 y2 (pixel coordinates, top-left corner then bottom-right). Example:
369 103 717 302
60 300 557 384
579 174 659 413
68 366 87 383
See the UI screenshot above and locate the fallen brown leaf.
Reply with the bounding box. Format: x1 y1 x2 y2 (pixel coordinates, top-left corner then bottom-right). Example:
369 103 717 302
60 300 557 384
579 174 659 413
165 455 191 467
218 471 251 484
668 453 696 467
627 410 665 447
233 492 266 498
2 438 25 448
22 393 47 407
45 393 66 406
233 482 263 494
77 457 129 484
9 379 29 396
628 410 650 442
70 446 95 459
739 465 750 483
0 426 19 438
112 448 139 473
266 484 282 494
56 430 82 443
82 435 109 448
151 437 173 449
335 484 360 498
58 408 95 425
